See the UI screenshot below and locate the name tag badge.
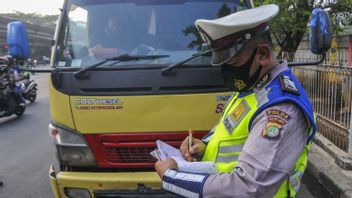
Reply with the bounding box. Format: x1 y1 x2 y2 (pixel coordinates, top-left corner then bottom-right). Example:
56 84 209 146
224 115 236 134
223 100 250 134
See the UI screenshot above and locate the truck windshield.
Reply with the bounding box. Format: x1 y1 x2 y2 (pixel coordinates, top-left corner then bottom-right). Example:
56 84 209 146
55 0 250 67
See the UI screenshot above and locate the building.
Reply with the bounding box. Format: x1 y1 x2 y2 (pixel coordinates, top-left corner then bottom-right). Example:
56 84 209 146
0 16 55 61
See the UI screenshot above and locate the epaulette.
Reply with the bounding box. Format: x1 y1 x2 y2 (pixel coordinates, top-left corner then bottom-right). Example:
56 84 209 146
256 73 271 90
279 75 300 95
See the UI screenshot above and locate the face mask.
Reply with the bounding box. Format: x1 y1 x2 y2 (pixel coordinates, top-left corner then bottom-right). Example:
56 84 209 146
222 48 262 92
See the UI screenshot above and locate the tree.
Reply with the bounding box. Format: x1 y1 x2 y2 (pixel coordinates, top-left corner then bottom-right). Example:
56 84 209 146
182 3 233 50
254 0 352 60
0 11 58 28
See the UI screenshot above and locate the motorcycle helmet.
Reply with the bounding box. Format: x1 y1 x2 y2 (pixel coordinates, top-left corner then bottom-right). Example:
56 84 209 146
0 56 8 66
5 55 14 66
0 65 8 72
0 65 8 76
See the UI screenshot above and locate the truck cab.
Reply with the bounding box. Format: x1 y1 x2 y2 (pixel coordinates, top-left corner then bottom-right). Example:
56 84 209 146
48 0 253 197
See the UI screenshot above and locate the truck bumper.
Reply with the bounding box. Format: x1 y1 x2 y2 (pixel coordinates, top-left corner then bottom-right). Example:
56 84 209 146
48 165 175 198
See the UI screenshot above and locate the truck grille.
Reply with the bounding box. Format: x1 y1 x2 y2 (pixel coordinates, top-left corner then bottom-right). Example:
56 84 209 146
85 132 206 168
103 147 155 163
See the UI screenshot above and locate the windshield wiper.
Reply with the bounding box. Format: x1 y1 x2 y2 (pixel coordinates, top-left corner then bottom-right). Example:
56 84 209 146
73 54 170 79
161 50 211 75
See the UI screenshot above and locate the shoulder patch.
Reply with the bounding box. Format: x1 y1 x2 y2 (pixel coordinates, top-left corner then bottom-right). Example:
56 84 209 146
266 109 290 121
262 121 282 140
262 109 290 141
279 75 300 95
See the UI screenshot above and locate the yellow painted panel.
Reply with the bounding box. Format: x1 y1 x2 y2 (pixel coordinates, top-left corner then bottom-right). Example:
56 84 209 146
49 165 61 198
71 92 231 134
55 171 161 197
49 79 75 129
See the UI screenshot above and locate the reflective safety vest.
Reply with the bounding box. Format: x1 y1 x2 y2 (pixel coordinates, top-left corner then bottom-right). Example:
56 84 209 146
202 69 316 197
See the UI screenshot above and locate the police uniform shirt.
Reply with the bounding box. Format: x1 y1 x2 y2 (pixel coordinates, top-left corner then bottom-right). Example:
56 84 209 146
162 61 309 198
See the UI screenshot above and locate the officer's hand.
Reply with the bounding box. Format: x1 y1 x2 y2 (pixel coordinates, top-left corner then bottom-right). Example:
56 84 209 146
180 137 206 161
154 158 178 179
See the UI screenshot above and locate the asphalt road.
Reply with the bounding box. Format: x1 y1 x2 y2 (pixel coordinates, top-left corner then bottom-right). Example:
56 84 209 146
0 70 54 198
0 68 333 198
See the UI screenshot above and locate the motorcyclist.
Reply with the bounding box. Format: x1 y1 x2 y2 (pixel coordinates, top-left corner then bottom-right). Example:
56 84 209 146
18 59 31 79
0 57 10 88
6 55 26 106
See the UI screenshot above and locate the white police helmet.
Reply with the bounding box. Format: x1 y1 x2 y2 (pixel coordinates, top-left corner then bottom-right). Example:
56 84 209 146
195 4 279 66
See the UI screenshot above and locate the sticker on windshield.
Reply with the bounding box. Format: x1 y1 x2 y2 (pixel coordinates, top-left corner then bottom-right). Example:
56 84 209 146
58 61 66 67
71 59 82 67
216 95 231 102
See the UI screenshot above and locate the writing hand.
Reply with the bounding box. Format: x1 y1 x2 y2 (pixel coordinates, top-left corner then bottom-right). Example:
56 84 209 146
180 137 206 161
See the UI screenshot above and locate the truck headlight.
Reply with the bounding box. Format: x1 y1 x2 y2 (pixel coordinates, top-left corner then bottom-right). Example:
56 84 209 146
49 123 97 167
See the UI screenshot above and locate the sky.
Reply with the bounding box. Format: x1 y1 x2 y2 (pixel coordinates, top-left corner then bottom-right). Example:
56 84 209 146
0 0 64 15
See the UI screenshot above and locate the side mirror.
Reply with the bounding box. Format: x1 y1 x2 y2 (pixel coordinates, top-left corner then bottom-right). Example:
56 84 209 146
309 8 332 54
7 21 30 59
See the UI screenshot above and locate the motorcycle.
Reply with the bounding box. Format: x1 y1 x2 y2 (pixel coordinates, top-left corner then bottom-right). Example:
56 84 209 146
21 78 37 102
0 65 26 118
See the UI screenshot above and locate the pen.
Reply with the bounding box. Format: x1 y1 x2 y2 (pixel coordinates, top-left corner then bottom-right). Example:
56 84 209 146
188 128 193 162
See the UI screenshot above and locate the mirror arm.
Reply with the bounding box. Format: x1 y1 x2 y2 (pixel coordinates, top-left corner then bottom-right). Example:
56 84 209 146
288 52 326 67
20 68 53 73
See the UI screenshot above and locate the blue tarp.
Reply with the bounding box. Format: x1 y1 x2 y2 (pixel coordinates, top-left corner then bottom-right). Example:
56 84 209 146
7 21 30 59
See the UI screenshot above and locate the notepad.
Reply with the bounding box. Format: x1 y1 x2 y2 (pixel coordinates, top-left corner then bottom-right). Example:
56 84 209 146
151 140 218 174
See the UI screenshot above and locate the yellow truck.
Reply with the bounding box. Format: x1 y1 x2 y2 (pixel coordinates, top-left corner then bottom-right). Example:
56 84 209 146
43 0 254 197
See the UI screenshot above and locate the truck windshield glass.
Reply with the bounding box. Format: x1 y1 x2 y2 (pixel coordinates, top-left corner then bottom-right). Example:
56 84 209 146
55 0 250 67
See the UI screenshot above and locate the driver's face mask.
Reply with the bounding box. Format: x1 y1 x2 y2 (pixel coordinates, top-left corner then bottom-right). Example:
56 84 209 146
222 48 263 92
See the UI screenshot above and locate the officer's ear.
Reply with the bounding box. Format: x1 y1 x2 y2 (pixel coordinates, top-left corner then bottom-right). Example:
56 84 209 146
257 44 271 66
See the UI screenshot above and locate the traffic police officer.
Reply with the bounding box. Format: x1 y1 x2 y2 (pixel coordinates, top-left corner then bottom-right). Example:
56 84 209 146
155 4 316 198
